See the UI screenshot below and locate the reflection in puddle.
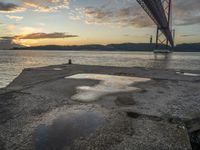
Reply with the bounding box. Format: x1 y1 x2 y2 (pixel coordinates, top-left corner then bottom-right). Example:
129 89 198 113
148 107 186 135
176 72 200 77
53 68 63 71
66 74 150 102
34 111 105 150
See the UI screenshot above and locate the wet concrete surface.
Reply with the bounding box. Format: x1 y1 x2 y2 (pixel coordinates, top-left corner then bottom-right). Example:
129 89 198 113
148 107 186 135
1 64 200 150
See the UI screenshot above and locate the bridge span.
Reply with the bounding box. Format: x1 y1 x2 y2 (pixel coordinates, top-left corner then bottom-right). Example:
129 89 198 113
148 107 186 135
137 0 174 50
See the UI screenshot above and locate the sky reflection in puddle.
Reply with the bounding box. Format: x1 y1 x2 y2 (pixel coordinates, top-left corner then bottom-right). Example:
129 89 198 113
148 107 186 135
53 68 63 71
34 110 105 150
66 74 150 102
176 72 200 77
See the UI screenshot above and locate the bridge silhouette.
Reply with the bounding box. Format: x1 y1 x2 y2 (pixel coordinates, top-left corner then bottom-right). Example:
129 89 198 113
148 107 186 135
137 0 174 50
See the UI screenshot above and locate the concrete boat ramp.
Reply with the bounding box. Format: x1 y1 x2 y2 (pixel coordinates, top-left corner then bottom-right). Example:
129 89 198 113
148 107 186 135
0 64 200 150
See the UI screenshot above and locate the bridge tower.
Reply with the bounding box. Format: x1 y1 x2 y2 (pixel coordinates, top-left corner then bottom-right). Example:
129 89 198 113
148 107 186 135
155 0 172 49
137 0 174 51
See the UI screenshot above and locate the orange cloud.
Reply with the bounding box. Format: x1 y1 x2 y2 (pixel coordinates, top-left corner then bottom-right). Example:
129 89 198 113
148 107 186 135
14 32 78 39
11 32 79 46
22 0 69 12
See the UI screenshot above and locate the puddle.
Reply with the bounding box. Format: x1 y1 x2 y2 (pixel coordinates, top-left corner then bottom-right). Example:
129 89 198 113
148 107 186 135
176 72 200 77
65 74 150 102
190 130 200 150
34 110 105 150
53 68 63 71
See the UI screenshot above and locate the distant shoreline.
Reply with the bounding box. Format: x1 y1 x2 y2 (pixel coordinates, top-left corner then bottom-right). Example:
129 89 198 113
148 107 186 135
7 43 200 52
7 49 200 52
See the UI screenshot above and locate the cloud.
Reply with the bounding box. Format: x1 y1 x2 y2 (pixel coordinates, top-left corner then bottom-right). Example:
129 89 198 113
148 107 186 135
0 0 69 13
14 32 78 39
0 37 20 49
174 0 200 14
6 15 24 21
69 1 155 28
21 0 69 12
0 2 25 13
37 23 46 26
175 15 200 26
70 0 200 28
173 0 200 26
19 26 43 34
180 34 199 37
3 24 17 35
0 32 78 48
75 4 153 28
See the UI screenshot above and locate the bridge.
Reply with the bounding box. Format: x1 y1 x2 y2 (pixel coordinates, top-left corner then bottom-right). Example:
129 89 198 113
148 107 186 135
137 0 174 50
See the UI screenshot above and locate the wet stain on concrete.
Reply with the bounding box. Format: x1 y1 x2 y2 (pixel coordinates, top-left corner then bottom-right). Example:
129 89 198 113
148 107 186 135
126 112 164 122
31 106 51 116
0 92 15 124
115 95 135 106
0 139 5 150
126 112 140 118
33 110 105 150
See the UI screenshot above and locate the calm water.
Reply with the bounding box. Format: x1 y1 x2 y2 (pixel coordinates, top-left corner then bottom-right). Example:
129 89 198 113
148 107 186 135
0 50 200 88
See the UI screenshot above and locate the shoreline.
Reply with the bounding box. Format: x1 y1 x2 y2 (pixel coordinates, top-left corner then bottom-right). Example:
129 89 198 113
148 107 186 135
3 49 200 52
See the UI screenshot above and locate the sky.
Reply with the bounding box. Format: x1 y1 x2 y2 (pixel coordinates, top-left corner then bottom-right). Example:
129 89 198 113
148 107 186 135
0 0 200 48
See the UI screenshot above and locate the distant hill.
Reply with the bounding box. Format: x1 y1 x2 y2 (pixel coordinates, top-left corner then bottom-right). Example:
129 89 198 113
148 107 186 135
174 43 200 52
12 43 200 52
